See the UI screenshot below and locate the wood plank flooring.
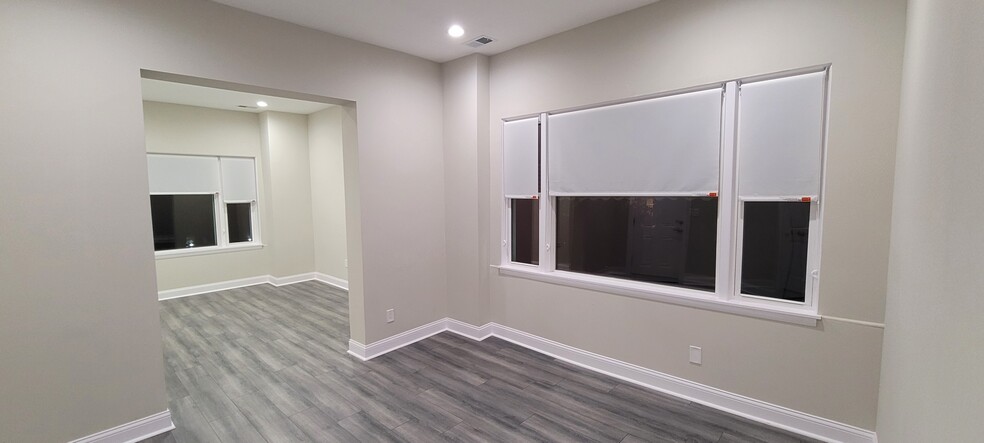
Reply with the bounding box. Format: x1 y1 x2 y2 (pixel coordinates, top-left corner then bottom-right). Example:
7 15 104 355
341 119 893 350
144 281 817 443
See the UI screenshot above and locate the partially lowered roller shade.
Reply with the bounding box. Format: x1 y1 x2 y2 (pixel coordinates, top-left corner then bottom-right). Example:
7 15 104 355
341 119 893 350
547 87 723 196
147 154 220 194
738 71 826 200
220 157 257 202
502 117 540 198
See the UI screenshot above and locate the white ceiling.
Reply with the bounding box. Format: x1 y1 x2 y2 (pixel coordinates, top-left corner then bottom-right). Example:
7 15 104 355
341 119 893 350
141 78 334 115
210 0 658 63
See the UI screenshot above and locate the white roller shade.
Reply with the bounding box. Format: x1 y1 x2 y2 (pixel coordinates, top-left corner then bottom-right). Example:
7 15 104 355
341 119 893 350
738 71 825 199
502 117 540 198
547 88 722 196
220 157 257 202
147 154 220 194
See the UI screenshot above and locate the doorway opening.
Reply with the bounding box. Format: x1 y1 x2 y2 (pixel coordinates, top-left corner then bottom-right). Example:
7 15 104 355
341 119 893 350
139 71 363 432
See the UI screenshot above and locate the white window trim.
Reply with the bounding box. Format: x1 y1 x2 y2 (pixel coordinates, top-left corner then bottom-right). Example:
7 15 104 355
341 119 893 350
733 198 820 310
154 242 265 260
498 66 830 327
151 155 262 259
221 199 261 246
494 264 820 326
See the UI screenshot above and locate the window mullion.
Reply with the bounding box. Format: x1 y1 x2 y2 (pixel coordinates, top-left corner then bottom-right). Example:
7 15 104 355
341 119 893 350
806 68 831 311
538 113 555 272
216 193 227 247
215 155 226 248
251 200 261 245
500 117 509 265
717 81 739 301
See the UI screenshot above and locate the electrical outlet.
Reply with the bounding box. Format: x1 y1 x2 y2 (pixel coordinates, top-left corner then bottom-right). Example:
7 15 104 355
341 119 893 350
386 309 395 323
689 346 702 365
344 259 348 268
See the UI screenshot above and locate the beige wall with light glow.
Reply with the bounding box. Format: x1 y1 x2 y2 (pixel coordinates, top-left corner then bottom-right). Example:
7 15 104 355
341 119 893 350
877 0 984 439
309 107 349 282
0 1 444 440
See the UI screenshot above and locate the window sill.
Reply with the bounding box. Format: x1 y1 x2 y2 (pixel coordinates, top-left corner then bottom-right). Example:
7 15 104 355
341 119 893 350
493 264 819 327
155 243 264 260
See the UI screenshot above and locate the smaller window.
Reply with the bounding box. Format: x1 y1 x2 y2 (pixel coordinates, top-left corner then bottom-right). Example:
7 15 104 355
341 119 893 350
740 201 811 302
150 194 217 251
226 203 254 243
510 198 539 265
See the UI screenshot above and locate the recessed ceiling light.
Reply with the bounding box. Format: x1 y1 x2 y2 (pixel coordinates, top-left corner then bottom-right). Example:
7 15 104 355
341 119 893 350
448 25 464 38
256 100 268 107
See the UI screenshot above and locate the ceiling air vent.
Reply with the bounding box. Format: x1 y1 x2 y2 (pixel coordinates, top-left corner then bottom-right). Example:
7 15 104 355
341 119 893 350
465 36 495 48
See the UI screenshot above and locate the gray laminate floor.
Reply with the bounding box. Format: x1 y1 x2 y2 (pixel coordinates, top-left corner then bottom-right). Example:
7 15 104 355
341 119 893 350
144 281 817 443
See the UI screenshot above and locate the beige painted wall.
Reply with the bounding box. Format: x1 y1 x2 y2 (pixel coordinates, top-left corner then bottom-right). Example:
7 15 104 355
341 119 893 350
259 111 317 278
339 105 367 344
309 107 349 281
443 55 491 326
0 0 444 441
486 0 906 429
877 0 984 439
143 101 273 290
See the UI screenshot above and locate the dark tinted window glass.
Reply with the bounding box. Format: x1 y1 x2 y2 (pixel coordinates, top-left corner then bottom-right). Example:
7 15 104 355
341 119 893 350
740 201 810 302
227 203 253 243
150 195 217 251
556 197 717 291
510 198 539 265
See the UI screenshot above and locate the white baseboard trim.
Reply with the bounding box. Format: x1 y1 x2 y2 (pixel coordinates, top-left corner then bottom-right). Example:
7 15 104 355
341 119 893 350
269 272 318 286
158 273 350 300
70 410 174 443
446 318 493 340
314 273 350 291
347 339 368 361
349 318 876 443
489 323 876 443
347 318 447 361
158 276 270 300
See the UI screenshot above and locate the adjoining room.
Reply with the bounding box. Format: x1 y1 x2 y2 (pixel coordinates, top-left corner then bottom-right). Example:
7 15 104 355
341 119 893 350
141 74 352 297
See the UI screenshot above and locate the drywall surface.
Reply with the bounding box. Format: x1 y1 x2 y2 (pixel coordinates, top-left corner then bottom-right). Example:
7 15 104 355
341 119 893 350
309 107 349 281
339 105 367 344
443 54 491 326
259 111 317 278
877 0 984 439
143 101 273 290
0 0 444 441
487 0 906 429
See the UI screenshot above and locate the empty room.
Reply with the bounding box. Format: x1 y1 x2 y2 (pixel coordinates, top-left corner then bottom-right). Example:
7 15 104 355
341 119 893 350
1 1 981 442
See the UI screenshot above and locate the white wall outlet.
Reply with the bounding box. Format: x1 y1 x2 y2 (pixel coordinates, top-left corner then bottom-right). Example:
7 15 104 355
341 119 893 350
689 346 702 365
344 259 348 268
386 309 395 323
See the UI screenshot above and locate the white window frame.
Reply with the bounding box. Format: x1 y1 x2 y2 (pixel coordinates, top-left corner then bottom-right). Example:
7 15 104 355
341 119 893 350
152 154 263 259
497 66 830 326
501 114 544 270
503 197 541 270
221 200 261 245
